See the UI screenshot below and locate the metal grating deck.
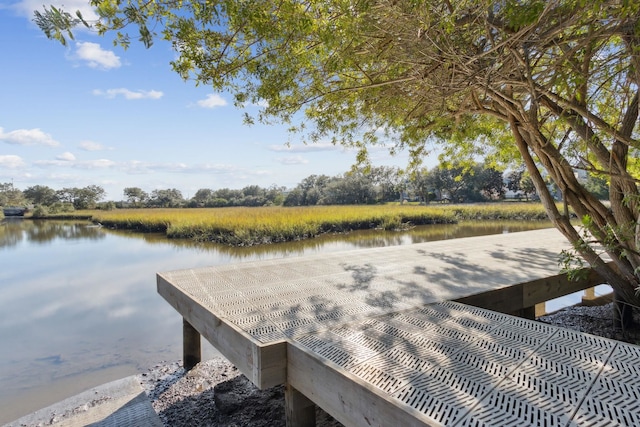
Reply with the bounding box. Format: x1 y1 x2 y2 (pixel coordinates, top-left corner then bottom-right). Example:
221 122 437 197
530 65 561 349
157 229 639 426
159 229 574 343
291 301 640 426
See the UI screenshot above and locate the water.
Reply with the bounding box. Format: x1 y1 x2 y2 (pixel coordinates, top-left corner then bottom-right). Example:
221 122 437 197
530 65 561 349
0 218 555 423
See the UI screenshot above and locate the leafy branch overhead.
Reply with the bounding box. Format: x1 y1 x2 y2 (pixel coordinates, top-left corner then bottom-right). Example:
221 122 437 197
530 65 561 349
35 1 640 311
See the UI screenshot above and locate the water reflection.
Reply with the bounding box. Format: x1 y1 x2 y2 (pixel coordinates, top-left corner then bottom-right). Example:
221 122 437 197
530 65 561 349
0 218 552 424
0 219 105 249
107 219 554 259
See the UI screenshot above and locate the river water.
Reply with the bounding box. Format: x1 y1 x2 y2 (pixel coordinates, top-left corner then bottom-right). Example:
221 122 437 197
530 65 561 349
0 218 556 423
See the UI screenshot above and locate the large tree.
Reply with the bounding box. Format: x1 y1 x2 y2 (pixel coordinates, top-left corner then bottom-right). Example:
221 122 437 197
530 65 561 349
0 183 25 207
124 187 149 206
23 185 59 206
37 1 640 311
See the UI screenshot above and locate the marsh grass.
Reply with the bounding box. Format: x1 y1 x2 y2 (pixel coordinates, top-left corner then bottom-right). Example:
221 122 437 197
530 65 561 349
82 203 550 246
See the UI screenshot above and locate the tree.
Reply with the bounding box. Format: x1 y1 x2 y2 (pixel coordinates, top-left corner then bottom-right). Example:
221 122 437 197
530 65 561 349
23 185 59 206
73 185 106 209
520 174 538 202
0 182 25 207
283 188 304 207
150 188 184 208
472 165 505 201
506 169 525 199
323 172 376 205
56 188 75 204
368 166 404 203
124 187 149 207
190 188 213 207
410 169 435 204
289 175 332 206
584 174 610 200
426 166 468 203
37 1 640 315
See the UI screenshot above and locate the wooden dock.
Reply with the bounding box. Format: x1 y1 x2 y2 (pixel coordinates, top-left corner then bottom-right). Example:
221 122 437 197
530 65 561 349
157 228 640 426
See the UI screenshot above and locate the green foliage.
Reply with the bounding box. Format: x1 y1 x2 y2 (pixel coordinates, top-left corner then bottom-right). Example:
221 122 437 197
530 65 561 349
23 185 59 206
32 5 88 46
49 202 75 214
33 0 640 302
31 205 50 218
123 187 148 206
559 249 588 282
0 182 26 207
583 174 610 200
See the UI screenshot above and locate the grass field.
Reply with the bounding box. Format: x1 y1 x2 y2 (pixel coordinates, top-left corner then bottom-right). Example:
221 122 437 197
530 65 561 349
61 203 552 246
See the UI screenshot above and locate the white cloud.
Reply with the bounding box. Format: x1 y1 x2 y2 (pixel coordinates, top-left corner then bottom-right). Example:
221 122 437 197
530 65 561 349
12 0 98 22
196 94 227 109
14 1 99 21
277 156 309 165
121 160 239 175
0 155 26 169
0 127 60 147
92 88 164 100
56 152 76 161
269 142 339 153
76 159 115 169
34 158 115 169
75 42 121 69
78 140 106 151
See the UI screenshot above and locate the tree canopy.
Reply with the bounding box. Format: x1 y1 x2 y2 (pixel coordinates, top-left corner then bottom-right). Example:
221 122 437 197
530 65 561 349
36 1 640 313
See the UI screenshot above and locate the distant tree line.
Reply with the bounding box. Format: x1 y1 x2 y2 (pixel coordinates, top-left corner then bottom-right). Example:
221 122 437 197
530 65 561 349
121 185 286 208
1 162 609 212
0 183 107 214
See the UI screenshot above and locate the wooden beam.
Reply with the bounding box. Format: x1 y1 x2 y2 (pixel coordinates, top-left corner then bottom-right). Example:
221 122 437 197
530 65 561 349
285 384 316 427
287 343 433 427
455 267 606 315
183 318 201 370
521 268 604 307
157 274 287 388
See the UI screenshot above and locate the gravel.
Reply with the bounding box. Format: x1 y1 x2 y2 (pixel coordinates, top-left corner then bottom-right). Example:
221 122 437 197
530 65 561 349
137 302 640 427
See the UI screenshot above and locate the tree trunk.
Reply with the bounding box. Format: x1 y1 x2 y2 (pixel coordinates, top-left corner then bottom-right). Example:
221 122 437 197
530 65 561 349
508 116 639 327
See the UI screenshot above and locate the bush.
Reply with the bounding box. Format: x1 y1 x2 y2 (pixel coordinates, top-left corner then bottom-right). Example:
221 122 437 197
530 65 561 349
49 202 75 214
31 205 49 217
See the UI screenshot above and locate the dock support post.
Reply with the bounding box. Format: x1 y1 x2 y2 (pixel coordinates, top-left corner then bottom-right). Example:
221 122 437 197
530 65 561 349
183 318 201 370
285 384 316 427
515 306 536 320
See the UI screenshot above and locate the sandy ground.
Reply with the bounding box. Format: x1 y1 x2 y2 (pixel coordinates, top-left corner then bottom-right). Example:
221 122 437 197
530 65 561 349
136 302 640 427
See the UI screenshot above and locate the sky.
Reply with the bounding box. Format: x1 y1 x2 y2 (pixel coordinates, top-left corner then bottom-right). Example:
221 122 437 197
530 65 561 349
1 1 418 201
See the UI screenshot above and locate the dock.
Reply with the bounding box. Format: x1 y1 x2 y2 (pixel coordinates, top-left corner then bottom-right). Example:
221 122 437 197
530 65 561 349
157 228 640 426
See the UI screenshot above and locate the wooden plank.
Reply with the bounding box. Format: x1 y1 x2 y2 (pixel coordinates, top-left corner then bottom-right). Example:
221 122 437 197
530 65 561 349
157 274 287 388
253 340 288 389
521 268 604 307
455 266 606 314
454 284 523 313
285 384 316 427
287 343 433 427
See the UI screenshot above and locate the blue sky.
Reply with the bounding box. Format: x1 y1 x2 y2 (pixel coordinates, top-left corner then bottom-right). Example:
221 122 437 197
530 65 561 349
1 1 416 200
